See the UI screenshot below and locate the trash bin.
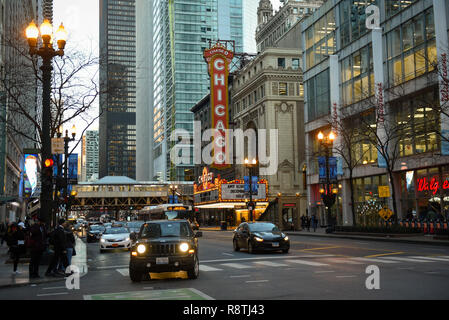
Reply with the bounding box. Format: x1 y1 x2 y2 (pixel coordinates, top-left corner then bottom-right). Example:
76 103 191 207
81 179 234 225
220 221 227 230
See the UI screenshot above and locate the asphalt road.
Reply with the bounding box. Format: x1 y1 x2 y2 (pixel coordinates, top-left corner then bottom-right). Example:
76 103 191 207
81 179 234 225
1 231 449 300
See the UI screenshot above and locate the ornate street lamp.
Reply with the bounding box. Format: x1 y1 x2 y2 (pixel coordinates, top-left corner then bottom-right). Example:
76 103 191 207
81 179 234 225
244 158 258 222
26 20 67 226
317 131 337 231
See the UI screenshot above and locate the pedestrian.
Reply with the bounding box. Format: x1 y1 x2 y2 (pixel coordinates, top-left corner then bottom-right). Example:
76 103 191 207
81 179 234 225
64 221 76 272
0 220 7 246
305 216 311 232
300 215 305 230
45 219 68 277
28 216 47 278
7 223 26 274
312 215 318 232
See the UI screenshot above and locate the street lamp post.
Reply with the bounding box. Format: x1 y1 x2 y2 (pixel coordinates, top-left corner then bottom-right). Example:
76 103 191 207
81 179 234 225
317 131 337 231
62 126 76 219
244 158 258 222
26 20 67 226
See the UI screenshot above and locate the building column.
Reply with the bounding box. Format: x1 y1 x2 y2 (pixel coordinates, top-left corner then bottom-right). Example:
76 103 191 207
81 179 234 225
341 178 353 226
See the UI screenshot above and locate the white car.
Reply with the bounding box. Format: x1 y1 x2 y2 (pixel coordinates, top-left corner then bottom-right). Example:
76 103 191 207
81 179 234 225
99 227 131 253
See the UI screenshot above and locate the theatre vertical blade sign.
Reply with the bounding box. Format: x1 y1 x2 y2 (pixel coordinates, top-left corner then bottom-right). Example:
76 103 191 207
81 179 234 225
204 43 234 169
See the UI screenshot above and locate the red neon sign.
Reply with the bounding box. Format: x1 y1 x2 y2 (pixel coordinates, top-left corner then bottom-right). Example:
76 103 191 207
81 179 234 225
416 177 449 195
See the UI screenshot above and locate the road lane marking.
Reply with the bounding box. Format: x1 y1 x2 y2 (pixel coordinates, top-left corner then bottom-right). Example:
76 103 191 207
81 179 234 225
42 286 66 290
37 292 69 297
96 265 128 270
199 265 223 272
245 280 269 283
314 271 335 274
116 268 130 276
253 261 289 267
325 258 364 265
424 271 440 274
410 256 449 262
351 257 399 264
221 263 252 269
364 252 405 258
382 257 433 263
336 275 357 278
302 246 341 251
201 254 335 264
285 259 329 266
222 253 234 256
230 275 251 278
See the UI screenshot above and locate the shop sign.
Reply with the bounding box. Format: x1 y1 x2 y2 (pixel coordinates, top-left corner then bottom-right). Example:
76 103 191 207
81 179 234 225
221 183 267 201
196 167 214 192
283 203 296 208
416 177 446 195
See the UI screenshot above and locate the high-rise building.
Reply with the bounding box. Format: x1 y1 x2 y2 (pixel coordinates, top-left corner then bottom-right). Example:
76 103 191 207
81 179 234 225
80 130 99 182
0 0 41 223
99 0 136 179
136 0 258 182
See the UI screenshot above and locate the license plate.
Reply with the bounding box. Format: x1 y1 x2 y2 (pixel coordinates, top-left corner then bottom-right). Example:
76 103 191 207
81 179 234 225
111 243 119 247
156 257 169 264
272 242 279 247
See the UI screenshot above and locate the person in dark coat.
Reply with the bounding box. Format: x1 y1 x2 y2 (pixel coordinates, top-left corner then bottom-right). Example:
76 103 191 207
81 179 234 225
45 219 68 277
311 215 318 232
28 217 47 278
64 221 76 269
7 223 26 274
305 216 311 231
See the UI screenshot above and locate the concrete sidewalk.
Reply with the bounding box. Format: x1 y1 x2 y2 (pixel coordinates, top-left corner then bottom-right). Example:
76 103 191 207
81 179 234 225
0 236 87 289
199 226 449 246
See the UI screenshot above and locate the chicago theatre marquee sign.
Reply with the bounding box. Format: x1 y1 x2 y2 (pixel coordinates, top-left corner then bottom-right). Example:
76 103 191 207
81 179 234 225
203 42 234 169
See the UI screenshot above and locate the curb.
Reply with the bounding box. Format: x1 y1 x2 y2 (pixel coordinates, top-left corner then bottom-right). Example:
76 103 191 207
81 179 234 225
0 271 89 289
285 232 449 247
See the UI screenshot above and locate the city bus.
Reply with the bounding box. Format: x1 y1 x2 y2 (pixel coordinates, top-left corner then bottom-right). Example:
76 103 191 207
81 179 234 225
137 204 194 221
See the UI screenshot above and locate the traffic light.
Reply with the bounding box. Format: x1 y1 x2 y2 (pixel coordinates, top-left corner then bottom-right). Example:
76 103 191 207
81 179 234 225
42 158 54 188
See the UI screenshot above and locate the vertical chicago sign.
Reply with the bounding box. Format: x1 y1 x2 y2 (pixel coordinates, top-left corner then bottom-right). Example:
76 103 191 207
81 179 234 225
204 42 234 169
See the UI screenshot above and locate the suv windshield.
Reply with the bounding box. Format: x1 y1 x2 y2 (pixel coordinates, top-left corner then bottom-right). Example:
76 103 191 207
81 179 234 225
141 222 192 239
249 223 279 232
90 225 105 231
104 227 129 234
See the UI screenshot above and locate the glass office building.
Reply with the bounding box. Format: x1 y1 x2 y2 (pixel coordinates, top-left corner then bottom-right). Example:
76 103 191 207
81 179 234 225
301 0 449 225
137 0 256 182
99 0 136 179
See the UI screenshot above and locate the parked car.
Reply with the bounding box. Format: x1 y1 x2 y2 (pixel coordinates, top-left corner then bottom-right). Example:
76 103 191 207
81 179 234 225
129 220 202 282
100 227 131 253
86 225 106 243
232 222 289 254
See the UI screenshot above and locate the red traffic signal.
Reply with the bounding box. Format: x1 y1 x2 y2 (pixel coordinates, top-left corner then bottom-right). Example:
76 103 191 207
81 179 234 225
44 158 54 167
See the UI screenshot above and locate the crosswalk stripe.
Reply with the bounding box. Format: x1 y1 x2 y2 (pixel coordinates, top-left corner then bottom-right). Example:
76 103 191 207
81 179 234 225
221 263 252 269
325 258 364 265
253 261 289 267
410 256 449 262
199 265 223 272
284 259 329 266
381 257 433 263
116 268 129 276
351 257 399 264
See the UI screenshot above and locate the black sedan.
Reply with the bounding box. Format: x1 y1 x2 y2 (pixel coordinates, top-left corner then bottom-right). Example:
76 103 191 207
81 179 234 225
233 222 290 254
86 225 106 243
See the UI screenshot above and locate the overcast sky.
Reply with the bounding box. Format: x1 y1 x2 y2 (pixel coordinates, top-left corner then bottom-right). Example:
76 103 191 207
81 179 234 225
52 0 282 155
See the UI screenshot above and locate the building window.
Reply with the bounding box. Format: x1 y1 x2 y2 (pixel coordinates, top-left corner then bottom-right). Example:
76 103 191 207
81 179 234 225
279 82 287 95
278 58 285 68
306 69 330 121
386 9 436 87
292 58 300 70
385 0 417 19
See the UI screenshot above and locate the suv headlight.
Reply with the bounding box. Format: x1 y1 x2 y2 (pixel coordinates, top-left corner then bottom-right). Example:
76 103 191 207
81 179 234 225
179 242 189 252
284 236 289 241
137 244 146 254
254 236 264 242
100 238 105 243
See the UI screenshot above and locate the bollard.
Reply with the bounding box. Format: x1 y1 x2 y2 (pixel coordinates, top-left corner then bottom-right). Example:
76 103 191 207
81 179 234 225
444 220 448 231
430 220 435 234
405 220 409 228
399 219 404 227
411 220 415 229
436 220 441 231
423 220 428 234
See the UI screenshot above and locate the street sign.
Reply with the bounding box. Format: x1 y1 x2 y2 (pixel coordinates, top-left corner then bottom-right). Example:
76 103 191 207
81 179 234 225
329 157 337 182
378 186 391 198
51 138 64 154
378 208 393 221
